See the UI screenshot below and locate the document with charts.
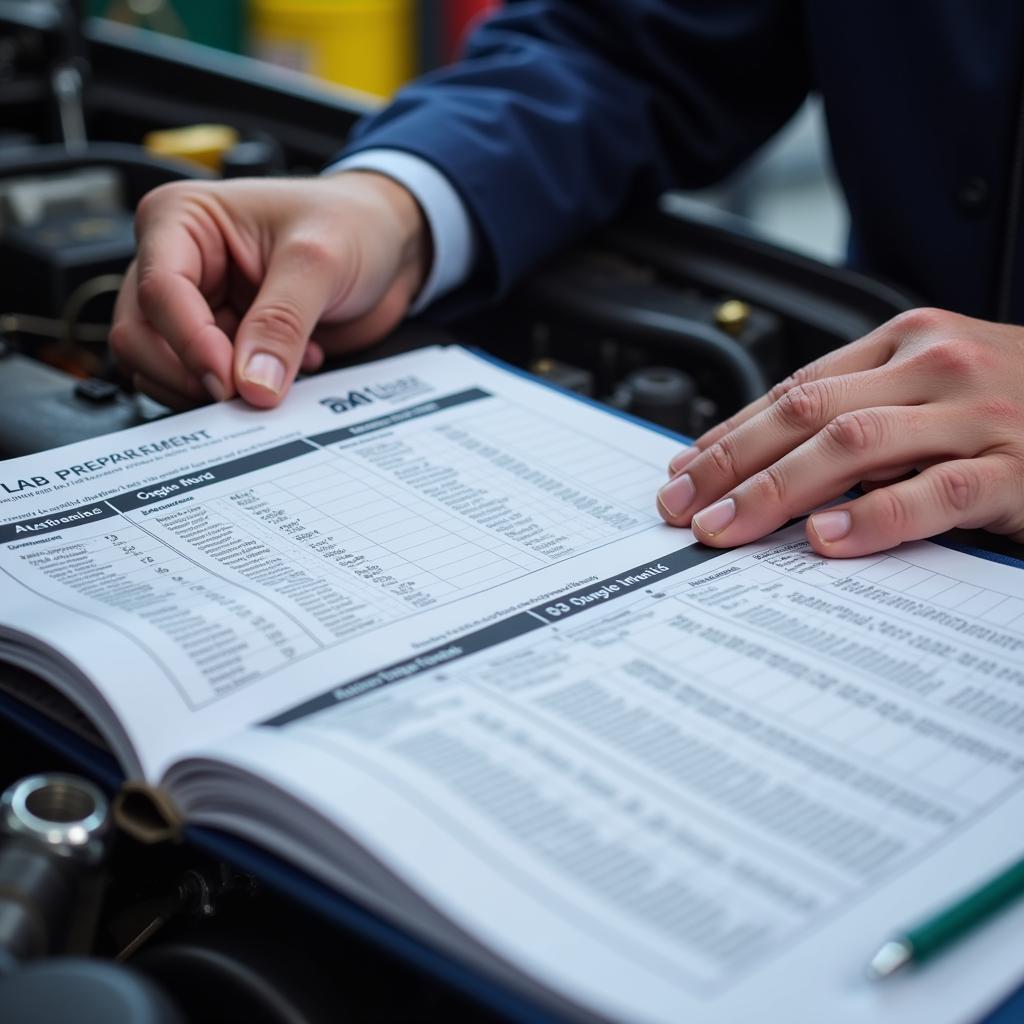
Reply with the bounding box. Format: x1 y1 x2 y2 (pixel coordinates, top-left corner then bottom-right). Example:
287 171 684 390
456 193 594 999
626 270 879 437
0 344 1022 1024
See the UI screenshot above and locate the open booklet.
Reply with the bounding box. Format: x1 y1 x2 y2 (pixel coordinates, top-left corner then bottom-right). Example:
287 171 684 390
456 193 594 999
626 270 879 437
1 344 1023 1024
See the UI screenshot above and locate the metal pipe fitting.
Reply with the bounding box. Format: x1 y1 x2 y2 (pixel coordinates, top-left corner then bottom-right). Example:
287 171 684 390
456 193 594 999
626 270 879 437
0 773 111 960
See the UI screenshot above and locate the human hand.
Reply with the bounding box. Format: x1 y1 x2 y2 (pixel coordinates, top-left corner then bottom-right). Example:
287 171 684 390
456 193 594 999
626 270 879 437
656 308 1024 556
110 172 430 408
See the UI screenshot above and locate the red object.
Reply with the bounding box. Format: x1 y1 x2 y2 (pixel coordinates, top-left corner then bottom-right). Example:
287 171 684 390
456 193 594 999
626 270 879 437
445 0 500 62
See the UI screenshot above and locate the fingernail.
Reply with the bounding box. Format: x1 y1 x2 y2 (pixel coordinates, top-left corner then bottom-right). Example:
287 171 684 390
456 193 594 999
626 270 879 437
243 352 286 394
668 448 699 476
658 473 696 517
693 497 736 536
202 372 226 403
811 509 852 543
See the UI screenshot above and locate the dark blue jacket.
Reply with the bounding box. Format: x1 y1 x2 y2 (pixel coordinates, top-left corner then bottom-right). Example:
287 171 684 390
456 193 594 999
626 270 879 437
342 1 1024 322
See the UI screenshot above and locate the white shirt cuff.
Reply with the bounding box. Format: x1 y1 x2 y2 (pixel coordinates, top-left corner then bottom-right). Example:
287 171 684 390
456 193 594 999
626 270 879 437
325 149 476 314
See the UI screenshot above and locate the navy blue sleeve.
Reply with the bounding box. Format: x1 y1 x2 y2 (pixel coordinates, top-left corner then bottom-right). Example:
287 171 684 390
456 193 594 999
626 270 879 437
340 0 810 311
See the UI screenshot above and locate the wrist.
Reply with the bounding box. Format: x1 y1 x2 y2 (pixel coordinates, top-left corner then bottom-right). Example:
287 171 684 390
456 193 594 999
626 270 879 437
333 170 432 302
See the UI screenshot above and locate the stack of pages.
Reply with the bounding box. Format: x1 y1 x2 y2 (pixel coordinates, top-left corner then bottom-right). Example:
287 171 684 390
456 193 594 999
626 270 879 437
0 345 1022 1023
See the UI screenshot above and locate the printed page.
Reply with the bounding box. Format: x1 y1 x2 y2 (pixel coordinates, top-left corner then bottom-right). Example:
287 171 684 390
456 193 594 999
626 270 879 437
191 527 1024 1024
0 346 685 777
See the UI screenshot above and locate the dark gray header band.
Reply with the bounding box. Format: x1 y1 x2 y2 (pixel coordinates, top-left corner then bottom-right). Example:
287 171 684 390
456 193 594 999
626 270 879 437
0 502 119 544
265 542 722 727
107 440 317 513
308 388 491 447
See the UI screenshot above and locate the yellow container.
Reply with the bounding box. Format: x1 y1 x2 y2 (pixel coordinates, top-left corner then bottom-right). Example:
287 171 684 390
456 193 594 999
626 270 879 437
143 124 240 172
249 0 414 98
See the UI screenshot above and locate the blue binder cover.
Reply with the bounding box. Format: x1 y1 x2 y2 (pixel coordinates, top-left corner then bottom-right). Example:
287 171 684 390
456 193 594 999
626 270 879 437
1 349 1023 1022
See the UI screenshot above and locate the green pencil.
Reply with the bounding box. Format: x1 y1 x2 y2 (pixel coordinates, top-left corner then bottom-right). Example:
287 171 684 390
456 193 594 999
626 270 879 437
867 855 1024 979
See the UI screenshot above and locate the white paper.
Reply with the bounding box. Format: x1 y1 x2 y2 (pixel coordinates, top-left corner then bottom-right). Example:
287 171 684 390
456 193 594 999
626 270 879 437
3 343 1022 1023
0 346 681 775
190 526 1024 1024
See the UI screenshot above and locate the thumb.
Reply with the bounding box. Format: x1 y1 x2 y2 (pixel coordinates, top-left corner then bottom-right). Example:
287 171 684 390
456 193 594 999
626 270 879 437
234 239 338 408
